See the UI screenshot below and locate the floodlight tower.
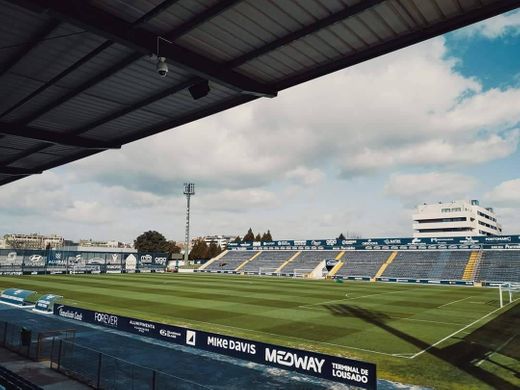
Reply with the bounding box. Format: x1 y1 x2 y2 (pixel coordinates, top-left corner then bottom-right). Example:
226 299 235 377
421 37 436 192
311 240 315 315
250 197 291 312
183 183 195 264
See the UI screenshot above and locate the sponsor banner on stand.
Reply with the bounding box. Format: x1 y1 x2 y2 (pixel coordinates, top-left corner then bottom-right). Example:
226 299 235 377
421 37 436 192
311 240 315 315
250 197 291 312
54 304 376 389
227 235 520 251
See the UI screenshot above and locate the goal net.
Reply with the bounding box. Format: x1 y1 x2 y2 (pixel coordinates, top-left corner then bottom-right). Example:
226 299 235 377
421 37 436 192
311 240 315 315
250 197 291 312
258 267 278 275
498 282 520 308
293 269 313 278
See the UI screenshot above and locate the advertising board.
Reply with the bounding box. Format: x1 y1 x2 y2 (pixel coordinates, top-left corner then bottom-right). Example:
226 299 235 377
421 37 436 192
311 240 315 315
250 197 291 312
54 304 376 389
227 235 520 251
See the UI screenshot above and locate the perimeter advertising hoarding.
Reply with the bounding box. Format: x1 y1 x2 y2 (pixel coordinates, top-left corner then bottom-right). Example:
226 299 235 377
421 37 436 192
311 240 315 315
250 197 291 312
0 250 168 274
226 235 520 251
54 304 376 389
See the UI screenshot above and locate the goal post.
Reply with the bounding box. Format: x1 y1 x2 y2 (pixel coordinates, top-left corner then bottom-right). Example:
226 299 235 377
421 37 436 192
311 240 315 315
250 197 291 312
258 267 278 275
498 283 519 308
293 268 313 278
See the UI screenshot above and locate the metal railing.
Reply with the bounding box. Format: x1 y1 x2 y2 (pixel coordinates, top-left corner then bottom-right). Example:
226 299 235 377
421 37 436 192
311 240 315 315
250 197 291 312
0 320 75 361
50 339 210 390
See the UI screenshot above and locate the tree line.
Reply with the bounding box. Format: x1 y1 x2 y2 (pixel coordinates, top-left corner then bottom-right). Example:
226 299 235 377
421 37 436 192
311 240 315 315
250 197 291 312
133 230 362 261
133 230 222 260
236 228 273 242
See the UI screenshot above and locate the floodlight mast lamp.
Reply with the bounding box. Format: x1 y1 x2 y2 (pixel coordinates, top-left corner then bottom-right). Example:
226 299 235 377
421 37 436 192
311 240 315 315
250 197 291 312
183 183 195 265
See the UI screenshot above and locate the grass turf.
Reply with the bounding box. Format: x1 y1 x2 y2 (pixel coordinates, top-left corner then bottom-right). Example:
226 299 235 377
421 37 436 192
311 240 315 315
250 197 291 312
0 273 518 389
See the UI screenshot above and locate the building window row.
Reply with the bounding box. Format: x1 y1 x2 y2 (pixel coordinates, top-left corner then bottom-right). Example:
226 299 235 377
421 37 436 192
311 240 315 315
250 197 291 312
441 207 463 213
417 228 473 233
416 217 467 223
477 211 496 222
478 221 499 231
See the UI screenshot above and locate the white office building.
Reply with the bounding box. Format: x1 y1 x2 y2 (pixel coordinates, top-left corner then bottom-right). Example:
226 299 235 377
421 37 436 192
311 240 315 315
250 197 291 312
413 200 502 238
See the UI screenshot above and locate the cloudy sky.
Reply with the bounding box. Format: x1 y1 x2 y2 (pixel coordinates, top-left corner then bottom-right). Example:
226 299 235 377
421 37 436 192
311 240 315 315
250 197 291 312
2 11 520 243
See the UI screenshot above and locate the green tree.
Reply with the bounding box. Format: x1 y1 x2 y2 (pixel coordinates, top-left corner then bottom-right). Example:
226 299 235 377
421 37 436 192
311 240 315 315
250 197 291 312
337 233 346 240
233 236 241 243
261 230 273 241
255 233 261 241
243 228 255 242
166 240 181 256
134 231 169 253
207 242 221 259
189 239 209 260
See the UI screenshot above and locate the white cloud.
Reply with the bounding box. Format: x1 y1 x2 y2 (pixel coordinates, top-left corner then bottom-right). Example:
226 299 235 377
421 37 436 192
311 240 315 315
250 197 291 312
485 179 520 206
492 207 520 234
285 167 324 186
58 201 115 224
341 132 519 175
385 172 477 206
197 188 279 212
0 172 67 215
455 10 520 39
3 32 520 240
70 36 520 191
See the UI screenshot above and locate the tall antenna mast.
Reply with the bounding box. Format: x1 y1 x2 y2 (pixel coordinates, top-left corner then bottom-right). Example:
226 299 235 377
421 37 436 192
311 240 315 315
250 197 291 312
183 183 195 264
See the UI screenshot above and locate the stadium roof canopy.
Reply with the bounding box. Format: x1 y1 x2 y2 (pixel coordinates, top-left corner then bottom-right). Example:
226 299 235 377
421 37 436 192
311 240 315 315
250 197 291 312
1 0 518 186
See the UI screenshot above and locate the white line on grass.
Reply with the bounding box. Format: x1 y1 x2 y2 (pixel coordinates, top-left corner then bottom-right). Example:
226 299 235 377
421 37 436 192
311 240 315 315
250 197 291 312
402 318 465 326
181 317 410 358
298 288 420 309
476 334 516 367
299 305 464 326
410 298 520 360
438 296 473 308
93 302 409 359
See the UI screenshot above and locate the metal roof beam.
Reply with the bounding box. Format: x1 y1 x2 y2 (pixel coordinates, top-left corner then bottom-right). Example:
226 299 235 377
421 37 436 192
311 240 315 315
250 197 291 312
20 52 143 125
17 0 276 97
133 0 181 25
0 41 114 119
0 167 42 176
225 0 385 68
164 0 241 41
1 0 181 119
0 19 60 78
0 123 120 149
273 0 520 91
72 78 200 135
0 94 257 186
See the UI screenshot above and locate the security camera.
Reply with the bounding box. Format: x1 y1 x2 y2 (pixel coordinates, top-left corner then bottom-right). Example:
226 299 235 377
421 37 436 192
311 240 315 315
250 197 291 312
156 57 168 77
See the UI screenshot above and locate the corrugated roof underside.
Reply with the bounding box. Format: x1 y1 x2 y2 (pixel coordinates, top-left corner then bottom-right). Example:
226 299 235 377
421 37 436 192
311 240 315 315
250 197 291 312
0 0 515 186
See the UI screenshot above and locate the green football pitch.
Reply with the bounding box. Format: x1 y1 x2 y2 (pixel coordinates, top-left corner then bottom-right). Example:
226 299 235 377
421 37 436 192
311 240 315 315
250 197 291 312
0 273 518 389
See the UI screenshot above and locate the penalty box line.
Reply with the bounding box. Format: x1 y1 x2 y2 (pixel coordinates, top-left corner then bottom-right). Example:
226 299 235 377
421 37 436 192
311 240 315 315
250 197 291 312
410 297 520 360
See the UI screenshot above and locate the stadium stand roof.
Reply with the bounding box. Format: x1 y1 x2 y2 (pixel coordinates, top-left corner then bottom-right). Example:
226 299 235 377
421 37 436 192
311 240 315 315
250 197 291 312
1 0 518 186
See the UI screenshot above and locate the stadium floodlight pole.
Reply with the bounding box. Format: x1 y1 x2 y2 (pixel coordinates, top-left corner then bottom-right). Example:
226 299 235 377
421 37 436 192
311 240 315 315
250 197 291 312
183 183 195 266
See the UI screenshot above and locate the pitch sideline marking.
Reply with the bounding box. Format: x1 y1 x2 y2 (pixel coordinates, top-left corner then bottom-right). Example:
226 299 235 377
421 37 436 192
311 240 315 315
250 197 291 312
475 334 516 367
437 296 473 308
410 298 520 360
